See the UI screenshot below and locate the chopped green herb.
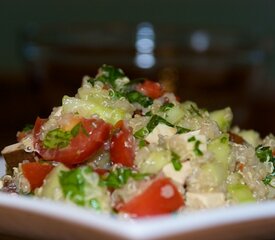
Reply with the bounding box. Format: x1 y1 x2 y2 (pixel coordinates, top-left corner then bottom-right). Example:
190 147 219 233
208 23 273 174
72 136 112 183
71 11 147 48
138 139 148 148
188 136 196 142
95 65 125 89
59 167 107 210
99 168 148 189
160 102 175 112
137 114 189 137
134 127 149 139
146 115 174 133
108 89 124 99
263 174 273 185
126 91 153 107
59 167 91 206
256 145 275 186
43 128 72 149
194 140 203 156
176 126 190 134
171 151 182 171
256 145 274 163
43 122 89 149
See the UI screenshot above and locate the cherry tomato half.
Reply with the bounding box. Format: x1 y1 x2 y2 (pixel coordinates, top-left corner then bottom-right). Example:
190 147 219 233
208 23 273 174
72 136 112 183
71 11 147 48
136 80 164 99
117 178 184 217
110 120 135 167
34 117 111 165
22 162 54 191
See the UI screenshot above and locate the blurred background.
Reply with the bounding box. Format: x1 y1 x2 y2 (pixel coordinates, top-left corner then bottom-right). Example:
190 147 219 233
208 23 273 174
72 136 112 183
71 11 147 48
1 0 275 150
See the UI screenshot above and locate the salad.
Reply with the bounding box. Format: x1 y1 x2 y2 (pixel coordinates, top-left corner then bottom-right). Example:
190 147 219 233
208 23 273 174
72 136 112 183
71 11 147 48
1 64 275 218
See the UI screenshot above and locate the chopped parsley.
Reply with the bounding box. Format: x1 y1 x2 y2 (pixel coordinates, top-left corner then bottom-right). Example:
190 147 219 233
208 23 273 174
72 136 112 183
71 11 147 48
59 167 91 206
93 64 126 89
108 89 124 99
134 127 149 139
134 115 190 140
176 126 190 134
43 128 72 149
194 140 203 156
188 136 196 142
146 115 174 132
256 145 274 163
43 122 88 149
187 136 203 156
160 102 175 112
89 65 154 107
263 173 275 186
99 167 149 189
171 151 182 171
126 91 153 107
256 145 275 186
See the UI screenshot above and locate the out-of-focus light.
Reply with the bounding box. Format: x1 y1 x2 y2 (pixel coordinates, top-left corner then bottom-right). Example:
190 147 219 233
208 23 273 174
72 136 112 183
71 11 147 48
135 22 155 69
136 38 154 53
190 31 210 52
135 53 156 69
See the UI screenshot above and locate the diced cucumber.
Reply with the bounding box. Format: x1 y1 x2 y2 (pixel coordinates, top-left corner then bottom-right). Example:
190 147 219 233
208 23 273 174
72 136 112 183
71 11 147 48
62 96 126 125
78 83 109 102
227 183 255 203
199 134 231 189
238 130 261 147
208 134 231 167
138 150 171 174
35 164 69 200
210 107 233 132
201 162 228 187
165 104 185 125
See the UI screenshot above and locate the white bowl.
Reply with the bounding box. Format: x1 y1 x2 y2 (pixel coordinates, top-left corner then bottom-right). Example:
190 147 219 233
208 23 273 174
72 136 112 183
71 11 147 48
1 158 275 240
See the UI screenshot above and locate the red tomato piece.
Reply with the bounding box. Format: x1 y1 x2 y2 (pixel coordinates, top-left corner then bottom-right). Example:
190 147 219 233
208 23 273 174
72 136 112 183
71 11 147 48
136 80 164 99
22 162 54 191
110 121 135 167
117 178 184 217
33 117 111 165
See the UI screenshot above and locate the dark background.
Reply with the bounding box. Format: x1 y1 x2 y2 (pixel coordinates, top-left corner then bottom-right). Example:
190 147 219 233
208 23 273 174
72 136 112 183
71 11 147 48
1 0 275 151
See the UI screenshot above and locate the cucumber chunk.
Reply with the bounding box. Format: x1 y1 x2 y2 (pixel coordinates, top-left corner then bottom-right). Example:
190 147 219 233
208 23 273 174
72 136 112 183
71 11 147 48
210 107 233 132
227 183 255 203
62 96 126 125
138 150 171 174
35 164 69 200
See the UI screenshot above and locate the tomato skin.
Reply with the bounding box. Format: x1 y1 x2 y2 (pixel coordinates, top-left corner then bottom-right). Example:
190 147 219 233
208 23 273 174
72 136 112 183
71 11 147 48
110 121 135 167
22 162 54 191
34 117 111 165
136 80 164 99
117 178 184 217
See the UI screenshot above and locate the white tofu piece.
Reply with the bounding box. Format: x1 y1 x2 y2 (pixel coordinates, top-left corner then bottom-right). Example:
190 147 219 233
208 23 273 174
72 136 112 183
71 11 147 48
145 123 177 144
175 130 207 154
162 161 192 185
186 192 225 209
